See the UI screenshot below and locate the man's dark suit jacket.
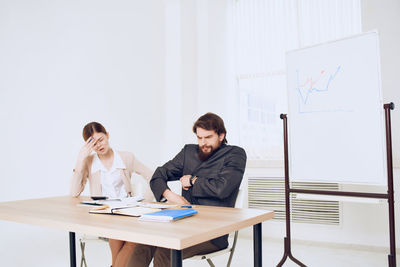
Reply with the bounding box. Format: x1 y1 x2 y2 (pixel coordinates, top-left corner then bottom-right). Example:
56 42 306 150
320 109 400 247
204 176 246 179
150 143 247 249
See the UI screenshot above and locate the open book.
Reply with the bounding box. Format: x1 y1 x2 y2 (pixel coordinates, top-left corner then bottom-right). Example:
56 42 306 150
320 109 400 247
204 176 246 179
89 206 161 217
88 202 180 217
139 208 198 222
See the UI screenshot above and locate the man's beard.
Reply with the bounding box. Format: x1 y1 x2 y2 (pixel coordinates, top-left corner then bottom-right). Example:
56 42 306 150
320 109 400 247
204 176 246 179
198 143 220 161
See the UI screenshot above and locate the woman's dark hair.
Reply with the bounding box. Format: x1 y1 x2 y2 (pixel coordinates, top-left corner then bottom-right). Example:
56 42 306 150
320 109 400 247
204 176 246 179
192 112 227 144
82 122 107 141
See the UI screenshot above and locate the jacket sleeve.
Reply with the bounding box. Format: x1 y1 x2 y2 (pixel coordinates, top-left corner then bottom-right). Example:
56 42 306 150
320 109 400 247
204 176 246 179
150 147 185 201
191 147 247 199
70 163 89 197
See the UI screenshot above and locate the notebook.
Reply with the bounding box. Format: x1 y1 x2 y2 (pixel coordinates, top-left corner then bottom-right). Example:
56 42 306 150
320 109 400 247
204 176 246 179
139 208 198 222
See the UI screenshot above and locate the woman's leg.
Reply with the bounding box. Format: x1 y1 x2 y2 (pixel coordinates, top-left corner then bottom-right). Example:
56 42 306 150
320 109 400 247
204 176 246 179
114 242 137 267
109 238 124 267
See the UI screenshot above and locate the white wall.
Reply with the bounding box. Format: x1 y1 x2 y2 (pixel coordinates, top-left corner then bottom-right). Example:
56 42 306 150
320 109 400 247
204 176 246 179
362 0 400 167
178 0 240 145
161 0 234 156
0 0 166 201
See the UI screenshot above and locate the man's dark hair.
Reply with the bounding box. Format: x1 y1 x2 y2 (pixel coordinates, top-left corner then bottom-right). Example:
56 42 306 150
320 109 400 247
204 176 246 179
192 112 227 144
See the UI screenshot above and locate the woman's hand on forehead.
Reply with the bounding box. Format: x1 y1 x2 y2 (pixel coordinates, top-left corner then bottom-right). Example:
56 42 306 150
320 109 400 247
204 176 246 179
87 136 99 146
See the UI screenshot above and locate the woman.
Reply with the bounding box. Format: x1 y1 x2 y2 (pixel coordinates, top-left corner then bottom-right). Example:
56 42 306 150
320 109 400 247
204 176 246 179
70 122 153 267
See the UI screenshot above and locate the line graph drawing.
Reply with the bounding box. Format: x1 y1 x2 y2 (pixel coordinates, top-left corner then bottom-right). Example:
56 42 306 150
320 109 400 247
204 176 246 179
295 65 352 113
296 65 341 104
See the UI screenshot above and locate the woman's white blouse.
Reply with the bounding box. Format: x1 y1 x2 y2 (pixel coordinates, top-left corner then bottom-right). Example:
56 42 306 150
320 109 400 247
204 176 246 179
91 151 128 198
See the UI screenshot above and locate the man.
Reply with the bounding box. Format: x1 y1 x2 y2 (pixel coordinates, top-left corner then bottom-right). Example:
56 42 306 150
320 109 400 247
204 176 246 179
128 112 246 267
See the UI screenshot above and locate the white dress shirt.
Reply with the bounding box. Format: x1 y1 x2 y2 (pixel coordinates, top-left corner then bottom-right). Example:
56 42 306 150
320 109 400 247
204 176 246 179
91 150 128 198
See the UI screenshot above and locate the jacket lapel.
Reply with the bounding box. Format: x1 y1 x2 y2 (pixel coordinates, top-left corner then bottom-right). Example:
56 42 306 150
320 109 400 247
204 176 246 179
121 169 132 196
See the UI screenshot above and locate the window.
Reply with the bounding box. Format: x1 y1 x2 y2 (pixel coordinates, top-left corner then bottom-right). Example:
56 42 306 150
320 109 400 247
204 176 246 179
230 0 362 160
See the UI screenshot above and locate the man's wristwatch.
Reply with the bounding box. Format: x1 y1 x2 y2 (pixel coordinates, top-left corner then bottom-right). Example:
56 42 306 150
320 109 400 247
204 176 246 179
190 175 197 186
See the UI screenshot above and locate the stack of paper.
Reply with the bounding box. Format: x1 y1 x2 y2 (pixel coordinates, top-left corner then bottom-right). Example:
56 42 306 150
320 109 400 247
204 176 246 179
80 196 143 209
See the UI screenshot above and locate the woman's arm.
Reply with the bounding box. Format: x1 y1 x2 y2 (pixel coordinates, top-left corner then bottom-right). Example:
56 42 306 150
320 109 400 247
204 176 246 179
132 156 154 181
70 138 95 197
70 166 88 197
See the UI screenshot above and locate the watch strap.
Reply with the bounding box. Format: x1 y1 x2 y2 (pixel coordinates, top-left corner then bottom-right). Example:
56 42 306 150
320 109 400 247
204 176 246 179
190 175 196 186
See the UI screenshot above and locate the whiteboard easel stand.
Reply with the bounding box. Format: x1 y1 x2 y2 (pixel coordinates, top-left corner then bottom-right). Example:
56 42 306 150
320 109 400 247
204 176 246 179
277 103 396 267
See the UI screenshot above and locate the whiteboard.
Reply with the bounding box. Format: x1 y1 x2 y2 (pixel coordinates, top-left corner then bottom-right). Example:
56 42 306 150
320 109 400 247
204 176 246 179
286 32 387 185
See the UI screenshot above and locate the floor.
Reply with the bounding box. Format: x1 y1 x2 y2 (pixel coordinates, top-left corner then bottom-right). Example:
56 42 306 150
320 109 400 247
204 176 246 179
79 234 390 267
0 222 392 267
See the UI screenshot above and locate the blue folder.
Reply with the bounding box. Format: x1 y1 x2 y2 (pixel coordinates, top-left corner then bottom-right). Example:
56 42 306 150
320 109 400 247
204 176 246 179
139 208 198 222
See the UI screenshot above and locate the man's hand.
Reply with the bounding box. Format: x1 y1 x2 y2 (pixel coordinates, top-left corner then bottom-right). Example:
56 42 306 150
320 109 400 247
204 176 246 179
180 175 192 190
162 189 190 205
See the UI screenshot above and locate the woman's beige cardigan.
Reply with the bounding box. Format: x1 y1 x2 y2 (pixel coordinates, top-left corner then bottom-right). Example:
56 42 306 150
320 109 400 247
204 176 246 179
70 151 154 201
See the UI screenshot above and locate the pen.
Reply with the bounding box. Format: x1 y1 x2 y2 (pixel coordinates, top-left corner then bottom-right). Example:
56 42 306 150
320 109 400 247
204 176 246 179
181 205 192 208
91 205 110 211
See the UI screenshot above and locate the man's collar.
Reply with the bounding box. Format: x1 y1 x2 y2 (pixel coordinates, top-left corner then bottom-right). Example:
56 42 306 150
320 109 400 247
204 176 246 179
196 143 226 151
196 143 227 161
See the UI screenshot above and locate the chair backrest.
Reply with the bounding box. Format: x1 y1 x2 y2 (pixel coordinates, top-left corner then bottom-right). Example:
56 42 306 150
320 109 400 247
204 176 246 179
234 188 244 208
130 173 153 201
167 180 182 195
131 177 182 202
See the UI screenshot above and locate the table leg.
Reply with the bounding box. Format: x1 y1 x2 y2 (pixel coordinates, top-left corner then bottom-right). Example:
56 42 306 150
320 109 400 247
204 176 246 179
69 232 76 267
253 223 262 267
171 249 182 267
